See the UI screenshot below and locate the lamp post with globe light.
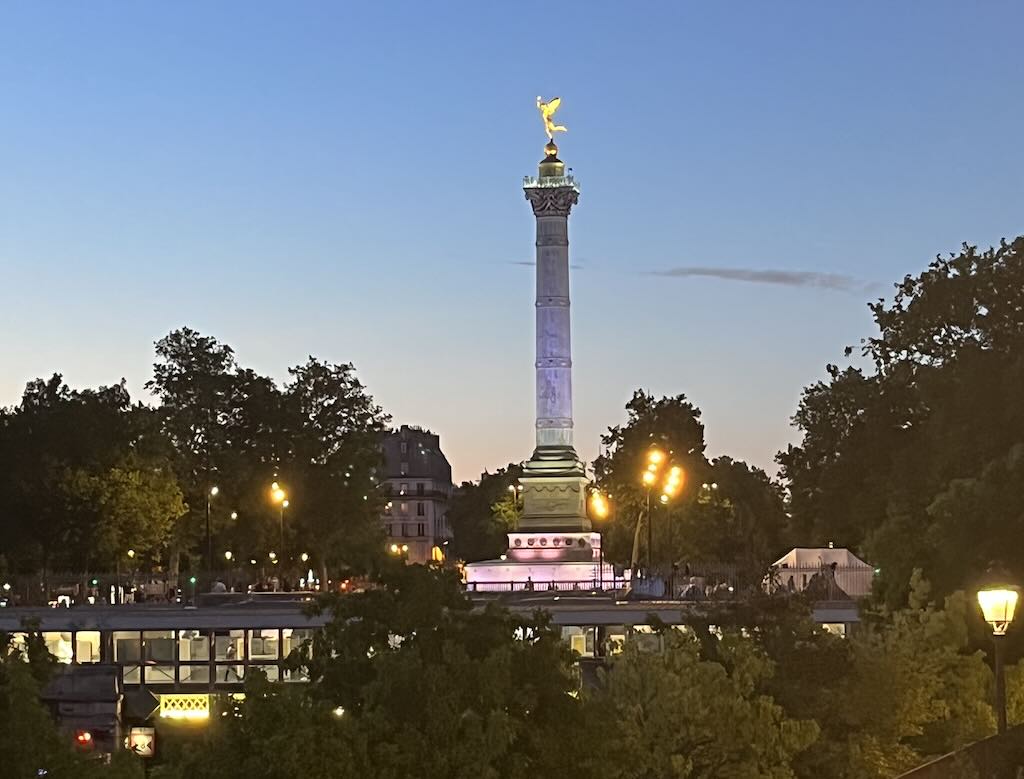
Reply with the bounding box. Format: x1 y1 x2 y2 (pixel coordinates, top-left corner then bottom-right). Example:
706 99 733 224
205 486 219 583
270 483 288 553
589 490 610 588
977 582 1019 734
640 447 684 579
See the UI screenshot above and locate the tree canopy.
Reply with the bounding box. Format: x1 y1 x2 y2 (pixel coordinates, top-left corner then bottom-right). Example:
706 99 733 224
0 327 389 585
779 237 1024 604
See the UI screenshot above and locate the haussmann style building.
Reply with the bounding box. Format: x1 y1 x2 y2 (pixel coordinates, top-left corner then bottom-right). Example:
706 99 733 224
379 425 453 564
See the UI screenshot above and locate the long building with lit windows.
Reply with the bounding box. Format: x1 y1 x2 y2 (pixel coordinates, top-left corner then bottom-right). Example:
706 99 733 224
0 577 863 747
379 425 453 564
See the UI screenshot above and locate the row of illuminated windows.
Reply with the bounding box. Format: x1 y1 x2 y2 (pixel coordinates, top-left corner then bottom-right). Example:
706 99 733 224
560 621 848 658
384 523 427 538
8 628 320 679
384 502 428 516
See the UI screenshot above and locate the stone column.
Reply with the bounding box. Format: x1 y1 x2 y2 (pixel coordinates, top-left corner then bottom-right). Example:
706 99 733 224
519 145 590 532
528 188 578 453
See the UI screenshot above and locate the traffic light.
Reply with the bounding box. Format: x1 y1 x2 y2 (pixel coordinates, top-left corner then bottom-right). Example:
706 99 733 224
189 576 197 585
89 578 98 587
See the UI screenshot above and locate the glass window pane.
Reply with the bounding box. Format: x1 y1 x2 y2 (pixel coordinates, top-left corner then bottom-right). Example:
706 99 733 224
43 632 74 664
178 630 209 661
213 630 244 662
179 665 210 684
122 665 142 685
113 632 141 662
9 633 27 660
143 631 176 663
248 629 279 661
282 665 309 683
282 628 316 661
248 665 279 682
75 631 101 663
144 665 176 684
215 663 243 684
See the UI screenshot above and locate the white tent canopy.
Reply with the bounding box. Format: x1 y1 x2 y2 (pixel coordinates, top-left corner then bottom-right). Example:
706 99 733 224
772 547 872 570
768 547 874 599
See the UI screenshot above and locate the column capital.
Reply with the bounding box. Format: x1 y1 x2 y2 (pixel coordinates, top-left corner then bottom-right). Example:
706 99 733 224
524 186 579 217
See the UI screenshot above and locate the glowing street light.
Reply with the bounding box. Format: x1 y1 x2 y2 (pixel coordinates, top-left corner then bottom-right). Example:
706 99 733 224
126 549 136 559
507 484 524 514
300 552 309 563
589 490 612 589
224 551 233 561
204 485 220 583
270 483 289 551
978 582 1020 733
230 511 238 520
639 445 685 578
268 551 277 561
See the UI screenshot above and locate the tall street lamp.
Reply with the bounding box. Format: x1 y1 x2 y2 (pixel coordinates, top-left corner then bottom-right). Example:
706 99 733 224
640 447 684 578
589 490 610 589
271 483 288 552
206 485 219 582
507 484 524 520
977 583 1019 734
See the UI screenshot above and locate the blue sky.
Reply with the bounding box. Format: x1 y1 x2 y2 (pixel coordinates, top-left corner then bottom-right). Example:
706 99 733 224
2 2 1022 482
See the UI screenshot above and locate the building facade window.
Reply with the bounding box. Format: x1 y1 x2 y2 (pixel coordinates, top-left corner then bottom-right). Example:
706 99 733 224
416 502 425 516
399 483 408 495
400 442 408 454
416 483 424 496
417 523 425 537
400 462 409 475
400 502 408 514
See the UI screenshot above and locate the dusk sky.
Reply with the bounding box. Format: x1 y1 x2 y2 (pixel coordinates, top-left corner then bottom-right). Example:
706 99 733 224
2 2 1022 483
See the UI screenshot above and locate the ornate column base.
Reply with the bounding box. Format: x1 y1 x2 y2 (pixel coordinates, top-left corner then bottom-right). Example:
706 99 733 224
518 446 591 532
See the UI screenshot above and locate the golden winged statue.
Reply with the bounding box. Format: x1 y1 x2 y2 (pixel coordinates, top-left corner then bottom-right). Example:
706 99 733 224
537 96 567 140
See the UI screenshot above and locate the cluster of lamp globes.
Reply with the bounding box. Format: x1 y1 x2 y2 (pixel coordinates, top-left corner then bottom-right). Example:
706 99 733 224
642 448 684 505
587 448 686 519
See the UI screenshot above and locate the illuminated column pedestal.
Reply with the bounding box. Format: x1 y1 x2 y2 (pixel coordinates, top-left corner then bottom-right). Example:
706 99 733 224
465 532 620 591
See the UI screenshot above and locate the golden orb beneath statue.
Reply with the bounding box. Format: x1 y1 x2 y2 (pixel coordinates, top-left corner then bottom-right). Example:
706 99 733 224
544 140 559 158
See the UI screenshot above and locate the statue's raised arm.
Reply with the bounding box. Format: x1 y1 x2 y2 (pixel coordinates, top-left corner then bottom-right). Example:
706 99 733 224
537 95 568 140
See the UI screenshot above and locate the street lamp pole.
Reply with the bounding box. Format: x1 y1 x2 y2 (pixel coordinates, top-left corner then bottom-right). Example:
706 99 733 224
271 483 288 556
640 449 683 583
206 486 219 584
995 633 1007 734
646 489 653 578
589 491 610 590
279 500 289 553
977 583 1019 735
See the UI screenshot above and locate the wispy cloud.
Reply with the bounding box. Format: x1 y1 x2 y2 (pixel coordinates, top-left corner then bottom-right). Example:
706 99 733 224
647 266 878 294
